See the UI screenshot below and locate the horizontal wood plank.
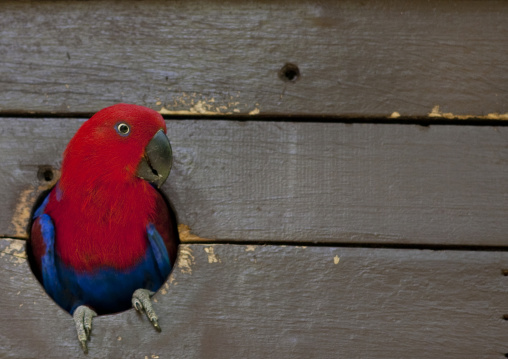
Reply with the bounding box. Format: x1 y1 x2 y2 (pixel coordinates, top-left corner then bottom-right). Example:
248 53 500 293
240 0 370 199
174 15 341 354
2 118 508 246
1 238 507 358
0 0 507 118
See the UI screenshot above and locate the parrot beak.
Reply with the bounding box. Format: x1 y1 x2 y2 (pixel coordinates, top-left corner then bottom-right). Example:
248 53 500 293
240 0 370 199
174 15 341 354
136 130 173 188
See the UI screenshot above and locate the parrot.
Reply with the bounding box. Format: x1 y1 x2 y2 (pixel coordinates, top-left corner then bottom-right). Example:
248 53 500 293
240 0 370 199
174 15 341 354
27 104 179 353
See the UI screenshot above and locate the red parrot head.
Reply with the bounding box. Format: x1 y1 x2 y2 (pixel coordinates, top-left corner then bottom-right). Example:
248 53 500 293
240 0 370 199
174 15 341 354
61 103 172 190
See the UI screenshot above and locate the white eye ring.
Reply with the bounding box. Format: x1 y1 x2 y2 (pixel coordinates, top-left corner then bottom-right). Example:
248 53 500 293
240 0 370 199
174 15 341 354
115 122 130 136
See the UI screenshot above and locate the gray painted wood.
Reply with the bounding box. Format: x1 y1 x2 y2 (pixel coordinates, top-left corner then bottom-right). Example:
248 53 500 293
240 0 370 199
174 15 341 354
0 0 507 118
1 238 507 358
2 117 508 246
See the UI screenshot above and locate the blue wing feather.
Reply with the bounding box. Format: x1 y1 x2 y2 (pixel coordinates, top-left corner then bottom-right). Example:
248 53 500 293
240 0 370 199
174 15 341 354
35 213 75 311
146 223 171 279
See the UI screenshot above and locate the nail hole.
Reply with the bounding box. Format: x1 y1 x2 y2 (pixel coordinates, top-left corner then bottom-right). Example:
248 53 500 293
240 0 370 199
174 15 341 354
502 269 508 276
279 63 300 82
37 166 54 182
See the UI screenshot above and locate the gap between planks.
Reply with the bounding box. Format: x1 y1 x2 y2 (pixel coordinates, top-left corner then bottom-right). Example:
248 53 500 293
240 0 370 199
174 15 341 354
1 112 508 126
4 223 508 253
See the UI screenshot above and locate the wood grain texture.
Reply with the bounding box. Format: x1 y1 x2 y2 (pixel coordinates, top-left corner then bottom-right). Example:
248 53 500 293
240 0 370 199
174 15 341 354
2 118 508 246
0 0 507 118
1 238 507 358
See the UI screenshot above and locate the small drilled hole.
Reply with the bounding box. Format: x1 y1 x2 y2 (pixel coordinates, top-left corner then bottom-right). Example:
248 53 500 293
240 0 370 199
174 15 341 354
502 269 508 276
37 166 54 182
279 63 300 82
503 314 508 320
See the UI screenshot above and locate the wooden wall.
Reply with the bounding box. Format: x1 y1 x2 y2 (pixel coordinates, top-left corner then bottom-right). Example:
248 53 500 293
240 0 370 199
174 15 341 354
1 1 507 358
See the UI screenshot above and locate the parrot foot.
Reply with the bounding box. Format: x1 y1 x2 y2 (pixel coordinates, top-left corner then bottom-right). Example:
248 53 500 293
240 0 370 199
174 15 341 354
132 288 161 332
73 305 97 354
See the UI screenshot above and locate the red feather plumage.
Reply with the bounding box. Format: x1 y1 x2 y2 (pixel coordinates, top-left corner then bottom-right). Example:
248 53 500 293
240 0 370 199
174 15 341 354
39 104 176 271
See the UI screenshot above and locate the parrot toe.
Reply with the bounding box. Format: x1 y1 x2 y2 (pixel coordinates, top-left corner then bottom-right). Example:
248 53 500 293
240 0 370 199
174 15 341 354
73 305 97 354
132 289 161 332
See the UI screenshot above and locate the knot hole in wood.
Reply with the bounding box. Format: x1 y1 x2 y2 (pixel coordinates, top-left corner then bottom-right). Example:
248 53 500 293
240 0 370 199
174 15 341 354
279 63 300 82
37 165 55 183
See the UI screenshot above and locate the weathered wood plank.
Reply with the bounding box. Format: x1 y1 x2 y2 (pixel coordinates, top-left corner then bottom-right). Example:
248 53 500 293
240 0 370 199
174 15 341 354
0 0 507 118
1 238 507 358
2 118 508 246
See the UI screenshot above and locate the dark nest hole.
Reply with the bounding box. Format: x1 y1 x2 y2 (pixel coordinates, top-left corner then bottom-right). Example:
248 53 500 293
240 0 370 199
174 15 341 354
26 167 180 316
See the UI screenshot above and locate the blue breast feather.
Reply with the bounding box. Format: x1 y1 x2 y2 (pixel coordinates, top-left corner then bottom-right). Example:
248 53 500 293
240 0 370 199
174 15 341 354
35 208 171 315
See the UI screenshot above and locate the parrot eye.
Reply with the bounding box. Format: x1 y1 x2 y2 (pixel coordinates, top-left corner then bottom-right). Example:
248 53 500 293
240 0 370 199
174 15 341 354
115 122 130 136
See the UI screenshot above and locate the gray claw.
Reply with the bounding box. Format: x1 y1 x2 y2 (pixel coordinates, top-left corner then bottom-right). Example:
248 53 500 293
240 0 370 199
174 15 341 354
73 305 97 354
79 339 88 354
132 289 161 331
